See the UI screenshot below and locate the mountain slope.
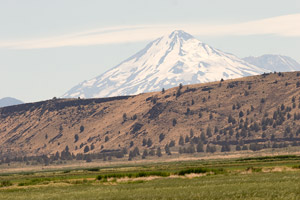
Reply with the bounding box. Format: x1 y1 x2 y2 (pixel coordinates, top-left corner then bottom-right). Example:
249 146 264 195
0 97 23 108
243 54 300 72
1 72 300 158
63 30 267 98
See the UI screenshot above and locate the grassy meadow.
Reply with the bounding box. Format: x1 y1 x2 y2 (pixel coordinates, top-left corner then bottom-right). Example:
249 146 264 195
0 155 300 200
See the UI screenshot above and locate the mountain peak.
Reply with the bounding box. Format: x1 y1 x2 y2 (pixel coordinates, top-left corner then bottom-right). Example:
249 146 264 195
62 31 267 98
168 30 194 41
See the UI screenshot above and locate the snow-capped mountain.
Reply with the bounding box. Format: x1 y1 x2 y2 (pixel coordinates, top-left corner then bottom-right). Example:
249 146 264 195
63 30 268 98
243 55 300 72
0 97 23 108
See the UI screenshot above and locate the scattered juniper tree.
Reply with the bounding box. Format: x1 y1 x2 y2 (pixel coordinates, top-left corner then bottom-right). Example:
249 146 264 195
90 144 95 150
190 129 194 138
212 126 218 134
196 142 204 152
172 118 177 126
142 138 147 146
130 141 134 147
186 107 190 115
221 144 231 152
236 102 241 109
179 147 183 154
142 149 148 159
147 138 153 147
122 113 127 122
228 115 236 124
80 125 84 133
84 145 90 153
179 83 183 90
206 126 212 138
187 145 195 153
185 135 190 143
242 145 248 150
132 114 137 120
149 149 155 156
199 112 203 118
239 111 244 118
179 135 184 146
159 133 165 142
164 144 171 155
85 154 92 162
74 134 79 143
169 140 175 147
133 147 140 156
156 147 162 157
206 144 216 153
200 132 206 142
128 151 134 161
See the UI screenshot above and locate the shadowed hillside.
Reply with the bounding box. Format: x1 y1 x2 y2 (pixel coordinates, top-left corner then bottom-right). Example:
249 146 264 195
1 72 300 163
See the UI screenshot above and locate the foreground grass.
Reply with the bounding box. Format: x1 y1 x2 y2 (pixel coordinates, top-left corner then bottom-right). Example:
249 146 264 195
0 171 299 200
1 155 300 199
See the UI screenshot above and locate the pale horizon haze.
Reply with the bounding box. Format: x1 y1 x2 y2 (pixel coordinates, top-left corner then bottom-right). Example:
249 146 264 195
1 0 300 102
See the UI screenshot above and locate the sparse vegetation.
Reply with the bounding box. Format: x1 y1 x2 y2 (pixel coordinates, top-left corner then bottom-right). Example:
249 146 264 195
80 125 84 133
172 118 177 126
122 113 127 122
1 71 300 167
74 134 79 143
83 145 90 153
0 156 299 199
159 133 165 142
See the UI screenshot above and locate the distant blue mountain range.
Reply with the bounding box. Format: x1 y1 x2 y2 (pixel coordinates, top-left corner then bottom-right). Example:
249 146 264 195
0 97 23 108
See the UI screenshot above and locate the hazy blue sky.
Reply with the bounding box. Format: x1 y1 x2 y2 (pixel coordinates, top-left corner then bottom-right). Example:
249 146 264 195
1 0 300 102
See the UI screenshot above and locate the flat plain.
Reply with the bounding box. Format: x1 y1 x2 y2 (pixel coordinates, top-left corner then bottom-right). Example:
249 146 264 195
0 155 299 200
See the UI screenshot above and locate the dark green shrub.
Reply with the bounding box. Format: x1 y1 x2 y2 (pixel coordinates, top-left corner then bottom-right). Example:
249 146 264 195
177 167 224 176
96 171 170 180
87 167 100 172
246 167 262 172
0 180 12 187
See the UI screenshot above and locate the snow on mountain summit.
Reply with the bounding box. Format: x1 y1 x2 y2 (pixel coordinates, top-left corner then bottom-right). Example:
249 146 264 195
62 30 268 98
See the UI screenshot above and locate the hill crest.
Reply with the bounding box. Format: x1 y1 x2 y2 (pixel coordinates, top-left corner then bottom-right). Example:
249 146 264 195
1 71 300 161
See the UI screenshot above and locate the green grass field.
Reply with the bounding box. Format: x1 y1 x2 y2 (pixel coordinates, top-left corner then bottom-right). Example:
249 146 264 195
0 155 300 200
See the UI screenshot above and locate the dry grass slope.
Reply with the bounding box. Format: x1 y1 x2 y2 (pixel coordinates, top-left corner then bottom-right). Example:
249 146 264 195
1 71 300 159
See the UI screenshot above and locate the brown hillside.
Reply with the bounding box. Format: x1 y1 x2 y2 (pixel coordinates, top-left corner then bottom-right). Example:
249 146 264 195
1 71 300 158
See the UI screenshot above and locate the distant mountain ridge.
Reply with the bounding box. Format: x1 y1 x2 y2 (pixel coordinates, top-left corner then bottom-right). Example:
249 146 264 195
0 97 23 108
62 30 268 98
243 54 300 72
